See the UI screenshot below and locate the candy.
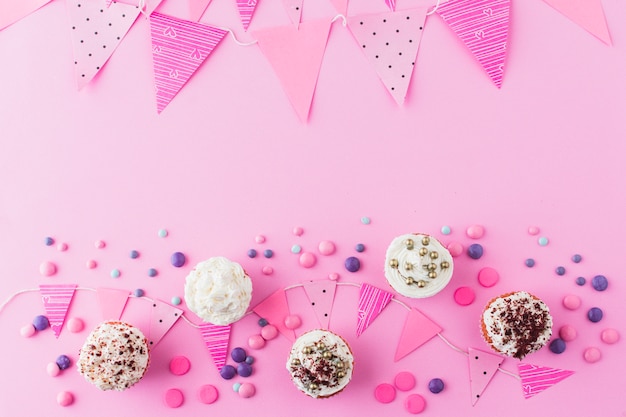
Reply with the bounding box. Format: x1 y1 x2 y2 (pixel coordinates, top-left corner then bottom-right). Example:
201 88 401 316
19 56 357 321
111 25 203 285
575 277 586 286
248 334 266 349
446 241 463 257
33 315 49 331
374 383 396 403
171 252 186 267
258 318 268 327
56 355 71 370
262 266 273 275
394 371 415 391
171 296 182 305
293 227 304 236
255 235 266 244
361 217 371 225
198 384 218 404
559 325 577 342
20 325 36 337
555 266 566 276
537 236 549 246
318 241 336 255
238 383 256 398
601 328 620 344
245 356 255 365
231 347 247 363
130 250 140 259
527 226 540 235
428 378 444 394
219 364 237 380
164 388 184 408
39 261 57 276
291 245 302 254
549 338 566 354
158 229 168 238
263 249 273 258
237 362 253 377
47 362 61 377
467 244 483 260
587 307 603 323
328 272 339 281
95 240 106 249
148 268 158 277
261 324 278 340
57 243 68 251
110 269 121 278
45 237 55 246
477 267 499 288
232 383 241 392
247 249 257 258
591 275 608 291
133 288 144 297
453 287 475 306
525 258 535 268
571 254 582 263
562 295 581 310
440 225 451 235
56 391 74 407
169 356 191 375
583 347 601 363
344 257 360 272
67 318 84 333
299 252 317 268
466 224 485 239
284 315 301 330
86 259 97 269
404 393 426 414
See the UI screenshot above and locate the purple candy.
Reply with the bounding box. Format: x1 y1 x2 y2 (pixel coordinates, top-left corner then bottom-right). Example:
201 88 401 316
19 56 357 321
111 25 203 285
467 244 483 260
258 318 268 327
571 254 582 263
33 315 49 331
245 356 255 365
587 307 603 323
237 362 253 378
170 252 186 268
549 338 566 354
591 275 608 291
555 266 566 276
247 249 257 258
263 249 274 258
575 277 586 286
231 347 247 363
345 256 361 272
525 258 535 268
220 364 237 380
44 237 54 246
56 355 71 370
428 378 444 394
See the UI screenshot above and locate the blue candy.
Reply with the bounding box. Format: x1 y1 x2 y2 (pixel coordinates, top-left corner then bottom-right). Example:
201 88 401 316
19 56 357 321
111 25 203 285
428 378 444 394
231 347 247 363
263 249 274 258
56 355 71 370
525 258 535 268
130 250 140 259
245 356 255 365
247 249 257 258
133 288 145 297
467 244 483 260
258 318 268 327
344 257 361 272
219 364 237 380
148 268 158 277
355 243 365 253
571 254 582 263
575 277 586 286
549 338 566 354
587 307 603 323
44 237 54 246
591 275 608 291
33 315 49 331
237 362 253 377
555 266 566 276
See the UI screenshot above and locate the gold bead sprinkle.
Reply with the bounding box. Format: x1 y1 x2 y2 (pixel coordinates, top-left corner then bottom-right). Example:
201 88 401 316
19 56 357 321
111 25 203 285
405 277 414 285
405 239 414 250
291 359 301 366
419 247 428 256
389 258 399 268
417 280 426 288
421 236 430 246
309 383 318 390
303 347 312 354
429 251 439 259
323 351 332 359
440 261 450 269
428 263 437 271
337 371 345 378
428 271 437 279
404 262 413 271
336 362 344 369
316 342 325 350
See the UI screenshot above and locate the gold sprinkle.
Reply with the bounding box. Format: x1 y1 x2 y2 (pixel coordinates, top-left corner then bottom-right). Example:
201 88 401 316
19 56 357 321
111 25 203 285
440 261 450 269
303 347 312 354
336 362 344 369
337 371 345 378
430 251 439 259
405 239 414 249
405 277 414 285
419 247 428 256
317 342 325 350
389 258 399 268
428 271 437 279
323 351 332 359
291 359 301 366
309 383 318 390
421 236 430 246
404 262 413 271
417 280 426 288
428 263 437 271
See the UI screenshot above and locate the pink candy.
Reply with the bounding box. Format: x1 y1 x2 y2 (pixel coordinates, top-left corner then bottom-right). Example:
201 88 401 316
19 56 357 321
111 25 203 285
559 325 577 342
562 295 581 310
66 317 84 333
328 272 340 281
404 393 426 414
47 362 61 377
299 252 317 268
527 226 540 235
477 267 499 288
94 240 106 249
466 225 485 239
86 259 97 269
238 383 256 398
56 391 74 407
292 227 304 236
164 388 184 408
169 356 191 375
39 261 57 276
446 242 464 257
453 287 475 306
284 315 301 330
248 334 266 349
255 235 266 244
394 371 415 391
583 347 602 363
318 240 336 255
374 383 396 403
601 328 620 344
262 266 273 275
260 324 278 340
198 384 218 404
20 324 35 337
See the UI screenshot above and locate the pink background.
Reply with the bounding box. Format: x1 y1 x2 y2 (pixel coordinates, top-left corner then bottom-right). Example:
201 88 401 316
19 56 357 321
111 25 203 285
1 0 625 416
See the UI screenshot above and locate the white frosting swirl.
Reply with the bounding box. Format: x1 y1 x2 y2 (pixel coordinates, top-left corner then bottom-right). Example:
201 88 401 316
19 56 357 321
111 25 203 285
384 233 454 298
184 257 253 325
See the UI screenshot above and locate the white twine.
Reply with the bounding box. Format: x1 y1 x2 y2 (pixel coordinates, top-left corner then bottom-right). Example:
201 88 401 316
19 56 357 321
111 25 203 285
426 0 441 16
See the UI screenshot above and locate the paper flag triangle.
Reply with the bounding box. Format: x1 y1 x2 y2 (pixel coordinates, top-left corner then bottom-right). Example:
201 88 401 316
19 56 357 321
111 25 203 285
302 280 337 329
282 0 303 28
329 0 348 15
542 0 611 45
356 283 393 337
188 0 212 21
518 363 574 399
252 19 331 122
0 0 52 31
150 12 227 113
96 288 129 321
347 7 429 105
67 0 141 89
468 347 504 406
385 0 396 11
437 0 510 88
199 323 231 371
39 284 77 338
236 0 260 31
147 299 183 348
253 289 295 342
394 308 442 361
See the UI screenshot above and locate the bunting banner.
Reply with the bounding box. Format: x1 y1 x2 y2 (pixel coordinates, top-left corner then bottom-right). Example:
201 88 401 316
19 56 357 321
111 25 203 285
394 308 442 361
356 283 393 336
147 299 183 347
0 0 51 31
199 323 231 371
149 12 228 113
188 0 212 21
518 363 574 399
96 287 129 321
67 0 141 90
348 7 429 105
437 0 510 88
236 0 260 31
39 284 77 338
385 0 396 12
252 18 331 122
282 0 304 28
467 347 504 406
542 0 611 45
329 0 348 15
253 289 296 341
302 279 337 329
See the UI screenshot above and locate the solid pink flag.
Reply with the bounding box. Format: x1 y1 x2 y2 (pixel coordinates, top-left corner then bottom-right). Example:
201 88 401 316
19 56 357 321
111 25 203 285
394 308 442 361
329 0 348 15
356 283 393 337
96 288 129 321
302 279 337 329
437 0 510 88
253 289 295 341
282 0 303 28
147 299 183 348
348 8 429 105
542 0 611 45
188 0 212 21
150 12 227 113
468 347 504 406
39 284 77 338
199 323 231 371
0 0 52 31
518 363 574 399
252 18 331 123
236 0 260 31
66 0 141 89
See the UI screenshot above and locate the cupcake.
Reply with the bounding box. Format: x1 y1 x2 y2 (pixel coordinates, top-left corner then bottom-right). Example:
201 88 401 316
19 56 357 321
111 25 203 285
287 330 354 398
384 233 454 298
77 321 150 391
480 291 553 359
184 257 253 325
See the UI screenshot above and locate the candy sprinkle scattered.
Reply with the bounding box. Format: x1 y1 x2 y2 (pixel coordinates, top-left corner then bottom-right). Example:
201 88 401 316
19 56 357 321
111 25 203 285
110 269 121 278
538 236 549 246
361 217 371 225
158 229 168 238
440 225 451 235
571 254 582 263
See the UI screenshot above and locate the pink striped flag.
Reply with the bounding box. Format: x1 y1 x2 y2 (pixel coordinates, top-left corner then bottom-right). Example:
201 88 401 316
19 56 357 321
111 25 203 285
542 0 611 45
518 363 574 399
149 12 227 113
437 0 511 88
199 323 231 371
147 299 182 348
253 289 295 341
96 288 129 321
385 0 396 11
236 0 260 31
468 347 504 406
302 279 337 329
394 308 442 361
282 0 303 28
39 284 77 338
356 283 393 336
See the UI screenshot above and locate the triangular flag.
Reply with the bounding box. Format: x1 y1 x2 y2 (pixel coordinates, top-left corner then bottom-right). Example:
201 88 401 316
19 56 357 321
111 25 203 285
253 289 295 341
542 0 611 45
437 0 510 88
199 323 231 371
518 363 574 399
150 12 227 113
302 280 337 329
147 299 183 348
96 288 129 321
236 0 260 31
0 0 52 31
252 18 331 122
188 0 212 21
347 8 429 105
394 308 442 361
66 0 141 89
468 347 504 406
356 283 393 336
385 0 396 11
282 0 303 28
39 284 77 338
329 0 348 15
